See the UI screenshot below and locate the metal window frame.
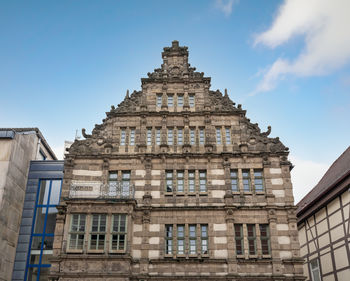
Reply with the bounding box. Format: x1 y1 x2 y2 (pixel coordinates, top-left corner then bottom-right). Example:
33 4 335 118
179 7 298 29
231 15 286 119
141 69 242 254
24 179 62 281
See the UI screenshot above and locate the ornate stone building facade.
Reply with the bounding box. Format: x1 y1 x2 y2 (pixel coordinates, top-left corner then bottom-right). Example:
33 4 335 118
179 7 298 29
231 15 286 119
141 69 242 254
50 41 304 281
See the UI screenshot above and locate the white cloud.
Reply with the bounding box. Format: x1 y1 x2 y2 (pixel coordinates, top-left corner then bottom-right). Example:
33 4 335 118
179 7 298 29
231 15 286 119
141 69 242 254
253 0 350 95
215 0 238 17
290 155 329 204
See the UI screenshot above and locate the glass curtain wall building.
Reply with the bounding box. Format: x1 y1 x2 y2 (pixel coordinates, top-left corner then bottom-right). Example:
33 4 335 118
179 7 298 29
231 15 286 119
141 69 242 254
11 161 64 281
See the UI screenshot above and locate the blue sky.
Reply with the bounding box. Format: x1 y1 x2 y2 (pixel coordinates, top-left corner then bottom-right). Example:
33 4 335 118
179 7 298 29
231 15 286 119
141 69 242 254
1 0 349 202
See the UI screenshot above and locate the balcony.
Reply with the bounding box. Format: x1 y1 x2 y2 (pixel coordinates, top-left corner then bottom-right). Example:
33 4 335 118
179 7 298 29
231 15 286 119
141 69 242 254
69 181 135 199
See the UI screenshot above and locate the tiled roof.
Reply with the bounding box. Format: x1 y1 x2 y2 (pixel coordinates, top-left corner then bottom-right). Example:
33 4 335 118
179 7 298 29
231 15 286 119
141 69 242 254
296 146 350 215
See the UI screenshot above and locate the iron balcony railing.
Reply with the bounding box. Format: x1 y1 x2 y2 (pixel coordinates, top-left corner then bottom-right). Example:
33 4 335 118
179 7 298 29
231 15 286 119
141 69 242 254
69 181 135 199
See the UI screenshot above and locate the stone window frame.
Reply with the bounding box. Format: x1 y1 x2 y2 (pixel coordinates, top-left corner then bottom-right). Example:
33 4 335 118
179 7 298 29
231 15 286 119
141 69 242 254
164 169 208 195
229 168 265 194
89 214 107 252
234 223 271 259
164 224 209 258
67 213 129 254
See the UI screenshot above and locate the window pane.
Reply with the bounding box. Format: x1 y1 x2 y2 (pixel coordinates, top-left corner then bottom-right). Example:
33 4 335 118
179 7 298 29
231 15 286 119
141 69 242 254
199 129 205 144
177 129 183 145
49 180 61 205
168 95 173 107
178 95 183 107
157 94 162 107
190 129 195 145
225 128 231 144
33 207 47 234
216 128 222 144
120 129 126 145
156 129 161 145
38 181 50 205
147 128 152 145
242 170 251 192
189 94 195 107
168 129 173 145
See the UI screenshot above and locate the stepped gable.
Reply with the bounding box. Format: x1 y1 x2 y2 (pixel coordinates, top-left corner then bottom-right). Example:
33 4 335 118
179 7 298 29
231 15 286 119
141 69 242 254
68 41 289 157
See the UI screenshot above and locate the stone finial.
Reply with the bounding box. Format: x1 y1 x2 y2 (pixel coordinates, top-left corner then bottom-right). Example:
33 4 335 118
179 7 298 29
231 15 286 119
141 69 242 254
172 40 179 48
224 88 228 97
126 89 129 99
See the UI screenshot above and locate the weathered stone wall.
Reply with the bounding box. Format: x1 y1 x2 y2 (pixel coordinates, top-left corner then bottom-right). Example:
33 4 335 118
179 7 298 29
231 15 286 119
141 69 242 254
0 134 37 281
52 41 303 280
